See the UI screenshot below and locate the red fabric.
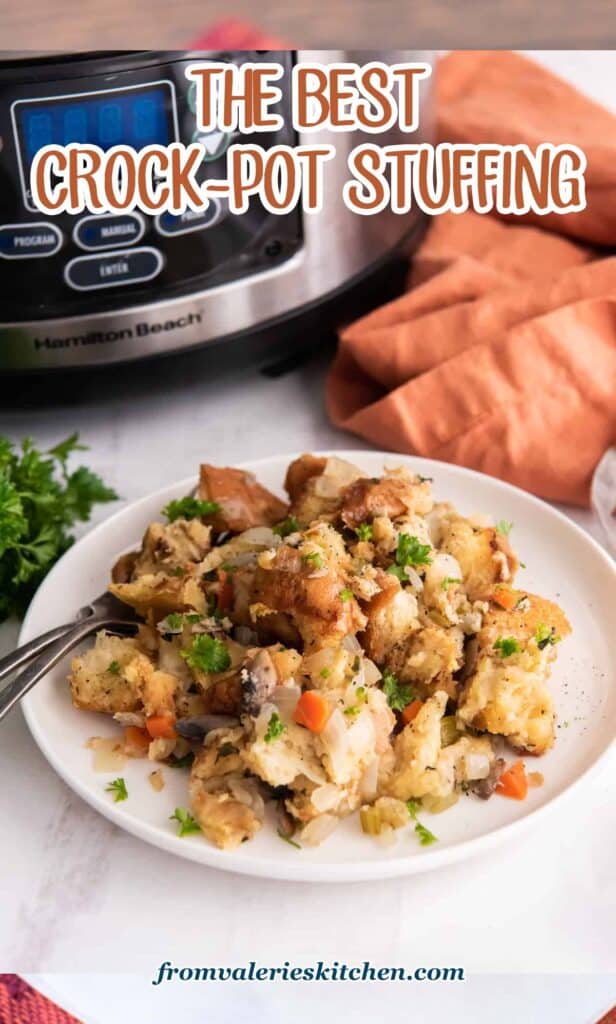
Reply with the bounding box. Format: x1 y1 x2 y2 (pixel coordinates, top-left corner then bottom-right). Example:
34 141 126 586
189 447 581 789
191 18 285 50
0 977 81 1024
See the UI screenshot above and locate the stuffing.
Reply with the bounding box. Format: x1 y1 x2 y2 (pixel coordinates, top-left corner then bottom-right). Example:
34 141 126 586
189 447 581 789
385 692 495 800
189 771 264 849
198 463 288 533
362 575 420 664
439 516 519 600
69 633 144 713
250 541 366 649
457 591 571 754
72 456 571 851
286 455 364 526
387 623 464 699
340 468 433 529
243 705 327 788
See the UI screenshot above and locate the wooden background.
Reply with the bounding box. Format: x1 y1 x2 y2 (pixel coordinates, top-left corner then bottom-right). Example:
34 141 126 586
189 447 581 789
1 0 616 50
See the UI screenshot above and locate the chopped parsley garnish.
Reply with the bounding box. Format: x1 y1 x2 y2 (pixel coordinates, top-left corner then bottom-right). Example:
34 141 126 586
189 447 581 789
415 821 438 846
160 611 203 634
382 669 414 712
107 659 121 675
355 686 367 702
406 798 421 819
264 711 286 743
344 705 360 717
277 828 301 849
495 520 513 536
161 612 183 631
387 533 432 580
339 587 354 602
272 516 300 537
181 633 231 673
319 667 331 679
0 432 117 622
217 742 239 760
535 623 560 649
441 576 462 590
105 777 128 802
354 522 373 542
170 807 202 837
170 565 186 577
301 551 323 570
417 474 433 484
162 496 221 522
493 636 520 657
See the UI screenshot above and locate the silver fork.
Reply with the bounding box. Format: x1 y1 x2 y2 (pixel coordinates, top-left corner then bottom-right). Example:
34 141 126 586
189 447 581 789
0 592 139 722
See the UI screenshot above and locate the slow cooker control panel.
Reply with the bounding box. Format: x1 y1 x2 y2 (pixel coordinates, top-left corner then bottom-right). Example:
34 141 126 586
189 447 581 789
0 51 302 322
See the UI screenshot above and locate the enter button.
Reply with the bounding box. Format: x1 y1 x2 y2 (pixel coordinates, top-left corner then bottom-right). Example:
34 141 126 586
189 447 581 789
64 248 163 291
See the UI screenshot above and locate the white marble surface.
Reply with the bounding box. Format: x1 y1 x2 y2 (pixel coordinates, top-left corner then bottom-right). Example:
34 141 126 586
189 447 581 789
0 51 614 1013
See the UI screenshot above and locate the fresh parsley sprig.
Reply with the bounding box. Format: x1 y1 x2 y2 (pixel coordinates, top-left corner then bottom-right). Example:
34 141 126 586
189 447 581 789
181 633 231 674
170 807 202 837
162 496 221 522
105 777 128 803
0 433 117 622
382 669 414 713
387 533 432 581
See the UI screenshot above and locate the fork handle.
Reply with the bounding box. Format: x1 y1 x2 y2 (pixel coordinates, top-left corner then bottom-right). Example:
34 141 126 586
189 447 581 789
0 622 77 684
0 619 135 723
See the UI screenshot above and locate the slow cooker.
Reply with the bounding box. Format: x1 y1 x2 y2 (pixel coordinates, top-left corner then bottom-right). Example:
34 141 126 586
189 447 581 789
0 49 433 372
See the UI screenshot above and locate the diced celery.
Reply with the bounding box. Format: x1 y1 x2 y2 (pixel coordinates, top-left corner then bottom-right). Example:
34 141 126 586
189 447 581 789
440 715 460 747
360 805 382 835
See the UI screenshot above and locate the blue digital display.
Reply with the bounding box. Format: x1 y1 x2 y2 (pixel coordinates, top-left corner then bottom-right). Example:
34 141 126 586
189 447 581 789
16 83 174 169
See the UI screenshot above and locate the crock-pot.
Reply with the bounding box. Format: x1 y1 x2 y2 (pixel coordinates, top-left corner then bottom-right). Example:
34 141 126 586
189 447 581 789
0 49 433 372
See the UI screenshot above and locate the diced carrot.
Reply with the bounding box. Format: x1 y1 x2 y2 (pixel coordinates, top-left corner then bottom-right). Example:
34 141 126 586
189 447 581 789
401 699 423 725
123 725 150 757
492 587 518 611
495 760 528 800
293 690 331 733
145 714 177 740
217 569 233 612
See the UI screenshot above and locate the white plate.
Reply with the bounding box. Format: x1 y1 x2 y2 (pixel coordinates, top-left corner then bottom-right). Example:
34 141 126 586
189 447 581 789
20 451 616 882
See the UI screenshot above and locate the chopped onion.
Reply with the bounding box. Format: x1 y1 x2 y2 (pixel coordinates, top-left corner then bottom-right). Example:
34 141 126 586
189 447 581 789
342 634 362 654
463 752 491 780
148 769 165 792
113 711 145 728
271 683 302 721
362 659 382 686
359 757 379 802
228 777 265 818
319 709 349 781
239 526 279 547
403 566 424 592
299 813 339 847
311 783 341 813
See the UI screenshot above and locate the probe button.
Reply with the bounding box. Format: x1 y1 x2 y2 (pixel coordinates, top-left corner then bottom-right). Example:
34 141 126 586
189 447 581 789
74 213 145 250
64 247 163 291
155 200 221 236
0 222 62 258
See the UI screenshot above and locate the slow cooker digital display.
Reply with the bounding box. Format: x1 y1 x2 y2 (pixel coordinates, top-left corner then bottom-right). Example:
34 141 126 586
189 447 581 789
12 81 178 208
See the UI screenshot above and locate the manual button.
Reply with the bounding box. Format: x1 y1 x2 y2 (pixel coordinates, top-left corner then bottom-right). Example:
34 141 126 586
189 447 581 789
74 213 145 251
0 222 62 258
64 247 163 291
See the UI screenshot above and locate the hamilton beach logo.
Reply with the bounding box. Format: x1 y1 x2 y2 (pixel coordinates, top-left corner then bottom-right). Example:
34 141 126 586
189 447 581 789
33 310 202 350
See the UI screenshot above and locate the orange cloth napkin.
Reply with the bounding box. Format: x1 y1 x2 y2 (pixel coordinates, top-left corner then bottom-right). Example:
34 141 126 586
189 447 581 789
326 51 616 506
